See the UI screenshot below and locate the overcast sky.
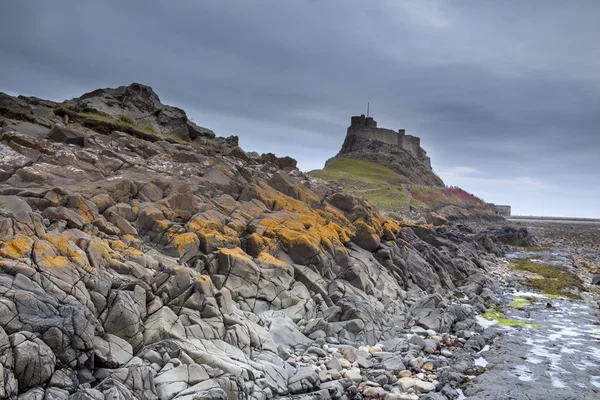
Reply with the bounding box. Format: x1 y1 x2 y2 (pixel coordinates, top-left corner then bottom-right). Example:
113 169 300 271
1 1 599 217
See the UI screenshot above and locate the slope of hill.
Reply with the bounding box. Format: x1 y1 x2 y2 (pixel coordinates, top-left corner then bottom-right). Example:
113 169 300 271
309 158 496 220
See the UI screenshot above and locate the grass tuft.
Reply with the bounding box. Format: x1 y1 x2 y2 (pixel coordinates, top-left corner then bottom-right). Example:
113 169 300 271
118 115 136 125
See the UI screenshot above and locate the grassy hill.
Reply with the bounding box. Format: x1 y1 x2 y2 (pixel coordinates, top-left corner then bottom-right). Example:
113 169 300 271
310 158 496 219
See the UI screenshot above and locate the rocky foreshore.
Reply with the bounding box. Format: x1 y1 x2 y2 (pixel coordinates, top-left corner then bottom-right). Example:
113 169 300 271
0 84 546 399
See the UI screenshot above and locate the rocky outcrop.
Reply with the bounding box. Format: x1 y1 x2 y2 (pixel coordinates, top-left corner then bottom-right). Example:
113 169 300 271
0 85 508 399
330 135 444 187
66 83 215 141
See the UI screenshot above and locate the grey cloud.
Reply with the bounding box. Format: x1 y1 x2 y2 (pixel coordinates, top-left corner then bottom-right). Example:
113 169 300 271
1 0 599 216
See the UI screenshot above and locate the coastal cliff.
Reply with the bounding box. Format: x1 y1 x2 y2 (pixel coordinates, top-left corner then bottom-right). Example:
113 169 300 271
0 84 518 399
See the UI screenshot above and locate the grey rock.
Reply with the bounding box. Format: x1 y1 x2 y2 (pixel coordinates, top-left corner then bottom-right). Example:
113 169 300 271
47 125 86 146
10 332 56 390
408 334 426 350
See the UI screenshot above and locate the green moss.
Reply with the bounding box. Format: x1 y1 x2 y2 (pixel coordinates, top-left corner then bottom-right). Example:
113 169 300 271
118 115 135 125
0 107 35 122
510 259 583 299
483 308 539 329
509 296 532 309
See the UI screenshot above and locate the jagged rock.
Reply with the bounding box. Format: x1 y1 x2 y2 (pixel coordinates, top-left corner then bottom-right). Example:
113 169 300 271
47 124 86 146
93 334 134 368
9 331 56 390
0 143 32 181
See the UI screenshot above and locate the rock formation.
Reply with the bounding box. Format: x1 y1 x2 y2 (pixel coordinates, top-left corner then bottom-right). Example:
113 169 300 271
0 85 513 399
327 116 443 187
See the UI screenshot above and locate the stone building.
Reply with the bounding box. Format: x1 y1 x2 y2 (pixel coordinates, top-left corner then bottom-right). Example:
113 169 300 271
487 203 512 217
347 115 432 169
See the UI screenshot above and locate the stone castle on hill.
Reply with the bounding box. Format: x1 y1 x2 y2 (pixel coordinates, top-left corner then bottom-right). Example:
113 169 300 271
347 114 432 170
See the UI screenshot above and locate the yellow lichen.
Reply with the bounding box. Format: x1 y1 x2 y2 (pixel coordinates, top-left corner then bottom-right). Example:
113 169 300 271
256 252 287 268
172 232 198 251
219 247 251 261
42 256 71 269
0 236 33 259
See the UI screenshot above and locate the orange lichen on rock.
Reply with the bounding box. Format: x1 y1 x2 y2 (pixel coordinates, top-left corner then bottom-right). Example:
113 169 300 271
108 240 128 252
42 256 71 269
76 199 96 223
198 229 240 254
254 181 314 214
256 252 287 268
185 210 227 233
40 233 89 269
173 232 199 252
0 236 34 260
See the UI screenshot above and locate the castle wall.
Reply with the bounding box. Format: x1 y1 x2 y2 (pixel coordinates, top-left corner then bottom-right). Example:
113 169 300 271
347 125 400 147
347 115 432 170
401 135 421 160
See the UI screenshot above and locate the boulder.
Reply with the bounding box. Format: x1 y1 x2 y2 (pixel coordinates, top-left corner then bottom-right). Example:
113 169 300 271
47 125 86 146
9 331 56 390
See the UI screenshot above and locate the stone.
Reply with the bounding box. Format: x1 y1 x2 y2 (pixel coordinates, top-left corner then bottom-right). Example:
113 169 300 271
344 369 363 382
10 332 56 390
47 124 86 146
363 386 384 397
326 357 342 371
339 358 352 369
408 334 426 350
381 356 405 374
423 362 434 371
93 334 134 368
414 379 436 393
397 377 415 391
440 349 453 358
42 206 85 229
398 370 412 378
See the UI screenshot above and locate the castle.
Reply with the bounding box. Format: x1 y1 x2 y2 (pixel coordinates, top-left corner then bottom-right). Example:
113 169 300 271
347 114 432 169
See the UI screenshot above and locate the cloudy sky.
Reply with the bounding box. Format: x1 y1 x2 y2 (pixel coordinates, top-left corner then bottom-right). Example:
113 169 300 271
1 1 599 217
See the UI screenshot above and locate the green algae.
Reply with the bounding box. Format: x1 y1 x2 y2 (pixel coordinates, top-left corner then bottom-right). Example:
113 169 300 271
509 296 532 309
483 308 540 329
509 258 583 299
544 293 563 299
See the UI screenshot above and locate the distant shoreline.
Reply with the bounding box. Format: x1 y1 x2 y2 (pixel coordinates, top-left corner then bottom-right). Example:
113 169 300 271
508 216 600 224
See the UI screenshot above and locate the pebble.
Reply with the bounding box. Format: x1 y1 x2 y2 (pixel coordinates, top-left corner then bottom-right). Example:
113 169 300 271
397 377 416 390
385 394 419 400
423 362 434 371
414 379 436 393
440 349 453 357
363 386 384 397
398 370 412 378
339 358 352 369
344 368 363 382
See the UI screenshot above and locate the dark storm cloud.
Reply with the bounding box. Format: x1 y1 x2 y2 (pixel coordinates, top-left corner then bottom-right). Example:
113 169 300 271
1 0 599 216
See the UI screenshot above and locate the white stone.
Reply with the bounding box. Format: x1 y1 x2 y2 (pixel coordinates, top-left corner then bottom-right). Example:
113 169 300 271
414 379 436 393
